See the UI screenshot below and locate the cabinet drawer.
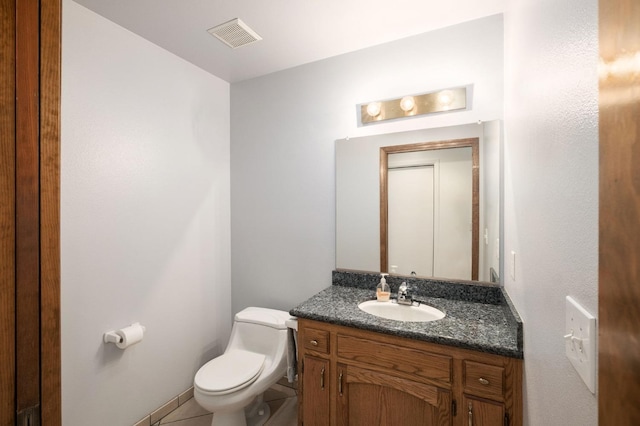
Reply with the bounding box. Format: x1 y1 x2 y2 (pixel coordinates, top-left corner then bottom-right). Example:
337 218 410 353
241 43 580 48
337 335 451 384
463 360 504 399
303 328 330 354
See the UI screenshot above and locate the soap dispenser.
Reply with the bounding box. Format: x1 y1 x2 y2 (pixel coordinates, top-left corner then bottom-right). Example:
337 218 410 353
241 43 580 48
376 273 391 302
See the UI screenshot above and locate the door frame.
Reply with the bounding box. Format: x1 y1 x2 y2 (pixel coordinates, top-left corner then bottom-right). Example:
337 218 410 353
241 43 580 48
40 0 62 422
1 0 61 424
598 0 640 422
0 0 17 422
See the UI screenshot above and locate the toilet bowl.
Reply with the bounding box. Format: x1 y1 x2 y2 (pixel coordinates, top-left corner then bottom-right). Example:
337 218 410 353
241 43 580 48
194 307 294 426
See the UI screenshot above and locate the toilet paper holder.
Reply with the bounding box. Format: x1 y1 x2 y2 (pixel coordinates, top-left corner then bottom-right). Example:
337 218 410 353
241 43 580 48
103 322 146 348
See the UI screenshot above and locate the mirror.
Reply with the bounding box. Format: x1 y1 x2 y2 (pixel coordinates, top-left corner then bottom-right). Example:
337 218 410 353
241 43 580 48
336 121 502 284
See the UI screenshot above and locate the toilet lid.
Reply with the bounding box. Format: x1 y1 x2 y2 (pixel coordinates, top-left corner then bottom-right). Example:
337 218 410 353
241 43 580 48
195 350 266 394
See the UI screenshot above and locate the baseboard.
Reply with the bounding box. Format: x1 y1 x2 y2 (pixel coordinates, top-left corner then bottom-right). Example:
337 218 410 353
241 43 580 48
133 386 194 426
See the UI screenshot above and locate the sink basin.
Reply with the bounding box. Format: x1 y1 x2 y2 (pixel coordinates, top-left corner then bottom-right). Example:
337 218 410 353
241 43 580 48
358 300 445 322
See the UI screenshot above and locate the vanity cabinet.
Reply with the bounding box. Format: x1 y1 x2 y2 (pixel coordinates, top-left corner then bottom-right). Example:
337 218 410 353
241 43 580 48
297 319 522 426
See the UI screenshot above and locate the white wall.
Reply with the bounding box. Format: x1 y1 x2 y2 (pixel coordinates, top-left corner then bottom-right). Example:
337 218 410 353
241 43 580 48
503 0 598 424
61 2 231 425
231 15 504 313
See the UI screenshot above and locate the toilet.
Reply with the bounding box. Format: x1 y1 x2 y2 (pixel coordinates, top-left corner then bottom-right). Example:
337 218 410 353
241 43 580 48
194 307 294 426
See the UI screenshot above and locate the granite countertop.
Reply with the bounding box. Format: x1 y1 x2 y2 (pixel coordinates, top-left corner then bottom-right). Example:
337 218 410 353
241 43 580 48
290 283 523 359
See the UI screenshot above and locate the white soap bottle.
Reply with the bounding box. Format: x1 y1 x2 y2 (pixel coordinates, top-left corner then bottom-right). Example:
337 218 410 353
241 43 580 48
376 273 391 302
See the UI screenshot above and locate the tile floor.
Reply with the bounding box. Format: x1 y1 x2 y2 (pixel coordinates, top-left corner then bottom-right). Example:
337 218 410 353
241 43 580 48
153 378 298 426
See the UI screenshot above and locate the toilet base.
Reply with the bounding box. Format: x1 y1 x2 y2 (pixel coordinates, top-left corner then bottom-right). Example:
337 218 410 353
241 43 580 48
211 410 246 426
245 400 270 426
209 394 270 426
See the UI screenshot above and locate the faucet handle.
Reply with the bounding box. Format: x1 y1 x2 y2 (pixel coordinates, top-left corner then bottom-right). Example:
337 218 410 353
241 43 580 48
397 282 413 305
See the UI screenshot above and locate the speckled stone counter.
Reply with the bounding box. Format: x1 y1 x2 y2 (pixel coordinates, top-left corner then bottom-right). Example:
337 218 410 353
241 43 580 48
290 271 523 359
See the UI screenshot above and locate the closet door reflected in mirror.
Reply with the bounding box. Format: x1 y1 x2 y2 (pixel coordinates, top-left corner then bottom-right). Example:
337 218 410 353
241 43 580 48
388 164 436 277
380 140 478 280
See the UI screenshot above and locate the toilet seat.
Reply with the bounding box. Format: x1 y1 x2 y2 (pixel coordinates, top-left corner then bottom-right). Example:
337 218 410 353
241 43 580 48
195 350 266 396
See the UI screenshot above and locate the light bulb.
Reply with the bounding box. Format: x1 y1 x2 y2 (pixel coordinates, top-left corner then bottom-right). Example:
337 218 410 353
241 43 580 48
400 96 415 112
438 90 453 106
366 102 381 117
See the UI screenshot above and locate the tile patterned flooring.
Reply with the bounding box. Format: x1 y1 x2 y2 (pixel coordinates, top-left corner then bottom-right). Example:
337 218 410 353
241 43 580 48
153 378 298 426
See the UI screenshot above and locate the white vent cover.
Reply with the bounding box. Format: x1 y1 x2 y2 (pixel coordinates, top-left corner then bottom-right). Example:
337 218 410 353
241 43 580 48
207 18 262 49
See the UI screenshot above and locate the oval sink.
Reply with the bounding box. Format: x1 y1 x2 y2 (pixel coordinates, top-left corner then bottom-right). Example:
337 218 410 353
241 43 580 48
358 300 445 322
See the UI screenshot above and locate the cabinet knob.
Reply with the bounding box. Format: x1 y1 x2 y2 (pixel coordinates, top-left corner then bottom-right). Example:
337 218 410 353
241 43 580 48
478 377 490 385
310 340 318 346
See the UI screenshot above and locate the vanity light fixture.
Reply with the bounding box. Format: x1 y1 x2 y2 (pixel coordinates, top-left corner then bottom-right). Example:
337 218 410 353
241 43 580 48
359 86 468 125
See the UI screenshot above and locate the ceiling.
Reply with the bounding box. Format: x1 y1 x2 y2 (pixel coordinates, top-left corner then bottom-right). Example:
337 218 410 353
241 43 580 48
73 0 506 83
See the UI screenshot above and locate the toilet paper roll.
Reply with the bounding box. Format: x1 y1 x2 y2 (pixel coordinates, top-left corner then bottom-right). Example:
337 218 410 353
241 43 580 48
115 323 145 349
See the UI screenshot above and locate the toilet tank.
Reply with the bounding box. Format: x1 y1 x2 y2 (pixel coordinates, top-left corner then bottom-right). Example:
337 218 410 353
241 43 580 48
227 307 291 357
235 307 291 329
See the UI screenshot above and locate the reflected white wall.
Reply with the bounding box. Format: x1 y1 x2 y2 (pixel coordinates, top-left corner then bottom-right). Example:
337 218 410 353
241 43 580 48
481 120 502 282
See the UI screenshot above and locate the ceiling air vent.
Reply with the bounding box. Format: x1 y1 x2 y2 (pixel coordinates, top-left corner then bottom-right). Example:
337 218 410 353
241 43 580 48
207 18 262 49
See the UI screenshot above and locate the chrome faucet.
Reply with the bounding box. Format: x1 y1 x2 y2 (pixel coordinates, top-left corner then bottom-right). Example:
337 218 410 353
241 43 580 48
396 282 413 306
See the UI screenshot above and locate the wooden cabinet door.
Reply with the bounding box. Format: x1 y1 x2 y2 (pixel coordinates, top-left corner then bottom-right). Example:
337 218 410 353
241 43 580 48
302 356 330 426
463 395 506 426
337 363 452 426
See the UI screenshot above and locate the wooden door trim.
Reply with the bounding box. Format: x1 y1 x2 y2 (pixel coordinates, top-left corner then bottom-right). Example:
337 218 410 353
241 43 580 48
380 138 479 280
0 0 16 423
40 0 62 422
15 0 43 413
598 0 640 422
5 0 61 423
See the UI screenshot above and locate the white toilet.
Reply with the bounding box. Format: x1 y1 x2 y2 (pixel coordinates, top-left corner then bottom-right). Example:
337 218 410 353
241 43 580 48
194 307 294 426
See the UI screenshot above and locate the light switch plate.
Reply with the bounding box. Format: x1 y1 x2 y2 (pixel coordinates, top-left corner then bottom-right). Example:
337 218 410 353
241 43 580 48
565 296 596 393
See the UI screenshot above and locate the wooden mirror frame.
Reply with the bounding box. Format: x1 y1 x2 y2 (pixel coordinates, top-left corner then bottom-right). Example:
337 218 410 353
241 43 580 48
380 137 479 280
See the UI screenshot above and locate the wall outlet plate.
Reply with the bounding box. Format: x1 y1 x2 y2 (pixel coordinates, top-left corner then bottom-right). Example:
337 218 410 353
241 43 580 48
565 296 596 393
